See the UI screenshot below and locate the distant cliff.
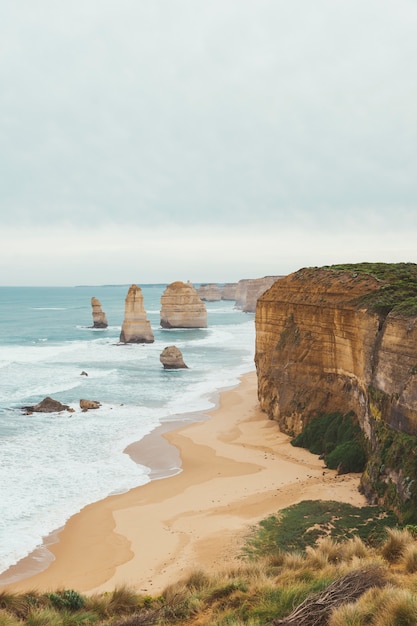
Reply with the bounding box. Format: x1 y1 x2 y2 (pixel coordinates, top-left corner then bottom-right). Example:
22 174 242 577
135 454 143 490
255 263 417 520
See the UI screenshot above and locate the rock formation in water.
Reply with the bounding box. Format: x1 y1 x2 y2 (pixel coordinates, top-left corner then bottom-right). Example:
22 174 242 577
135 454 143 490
234 276 282 312
120 284 154 343
160 281 207 328
197 283 222 301
234 279 250 309
22 397 73 414
255 263 417 518
91 297 108 328
242 276 283 312
160 345 188 369
80 399 101 411
221 283 238 301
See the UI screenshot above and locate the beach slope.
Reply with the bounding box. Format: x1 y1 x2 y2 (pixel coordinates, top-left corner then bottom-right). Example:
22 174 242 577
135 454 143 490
1 371 366 595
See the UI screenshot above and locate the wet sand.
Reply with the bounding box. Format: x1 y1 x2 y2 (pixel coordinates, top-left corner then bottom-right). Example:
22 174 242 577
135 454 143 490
1 371 366 595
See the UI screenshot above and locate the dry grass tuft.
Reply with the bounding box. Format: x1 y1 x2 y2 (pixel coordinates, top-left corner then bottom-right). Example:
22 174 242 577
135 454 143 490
381 527 414 563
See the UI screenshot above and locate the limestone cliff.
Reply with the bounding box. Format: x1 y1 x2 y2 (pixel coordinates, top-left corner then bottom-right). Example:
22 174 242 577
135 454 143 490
243 276 283 313
255 264 417 519
197 283 222 301
160 281 207 329
120 284 154 343
221 283 238 300
91 297 108 328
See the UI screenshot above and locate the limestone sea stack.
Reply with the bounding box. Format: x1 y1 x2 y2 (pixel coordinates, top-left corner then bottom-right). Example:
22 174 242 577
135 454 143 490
91 297 108 328
160 281 207 328
160 345 188 369
120 284 154 343
197 283 222 301
221 283 238 300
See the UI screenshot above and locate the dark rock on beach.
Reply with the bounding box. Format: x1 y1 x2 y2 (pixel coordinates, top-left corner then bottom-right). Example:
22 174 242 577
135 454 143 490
22 397 73 414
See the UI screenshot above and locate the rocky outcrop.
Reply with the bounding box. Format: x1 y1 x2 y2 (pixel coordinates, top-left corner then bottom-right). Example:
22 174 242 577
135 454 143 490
91 297 108 328
80 399 101 411
197 283 222 301
243 276 282 312
22 397 73 413
160 345 188 369
233 276 282 311
234 279 250 309
120 285 154 343
221 283 238 300
255 265 417 518
160 281 207 328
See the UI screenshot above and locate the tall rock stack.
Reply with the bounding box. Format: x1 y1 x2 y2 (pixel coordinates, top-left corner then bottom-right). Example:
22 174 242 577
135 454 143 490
119 284 154 343
197 283 222 301
221 283 238 300
91 297 108 328
160 281 207 328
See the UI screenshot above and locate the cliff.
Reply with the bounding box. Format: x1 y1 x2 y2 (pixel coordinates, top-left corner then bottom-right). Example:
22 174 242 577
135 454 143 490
120 284 154 343
221 283 238 300
255 263 417 519
160 281 207 328
197 283 222 301
242 276 283 312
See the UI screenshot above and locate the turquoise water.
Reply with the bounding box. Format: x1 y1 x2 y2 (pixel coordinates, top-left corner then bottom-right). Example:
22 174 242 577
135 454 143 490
0 285 255 578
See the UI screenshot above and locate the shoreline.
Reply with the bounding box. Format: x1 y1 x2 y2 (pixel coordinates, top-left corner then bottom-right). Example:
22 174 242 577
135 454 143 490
0 371 367 595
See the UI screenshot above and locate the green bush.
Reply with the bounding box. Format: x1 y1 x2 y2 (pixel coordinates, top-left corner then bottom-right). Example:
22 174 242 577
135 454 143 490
292 411 367 472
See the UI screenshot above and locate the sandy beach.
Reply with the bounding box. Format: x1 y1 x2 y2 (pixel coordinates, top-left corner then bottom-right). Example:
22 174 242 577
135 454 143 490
1 371 367 595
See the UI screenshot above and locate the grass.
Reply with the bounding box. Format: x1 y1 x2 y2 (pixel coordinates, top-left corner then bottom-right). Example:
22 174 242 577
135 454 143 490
323 262 417 316
2 501 417 625
242 501 398 557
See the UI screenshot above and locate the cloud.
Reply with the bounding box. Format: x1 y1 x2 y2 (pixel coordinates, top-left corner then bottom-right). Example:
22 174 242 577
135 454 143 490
0 1 416 283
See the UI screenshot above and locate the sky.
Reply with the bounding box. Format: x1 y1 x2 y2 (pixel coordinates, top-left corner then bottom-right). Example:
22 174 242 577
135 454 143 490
1 0 417 286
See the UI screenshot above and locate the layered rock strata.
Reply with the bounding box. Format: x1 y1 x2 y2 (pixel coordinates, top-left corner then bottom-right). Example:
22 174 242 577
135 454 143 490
243 276 282 312
120 284 154 343
160 281 207 328
221 283 238 300
90 297 108 328
197 283 222 301
255 266 417 517
160 345 188 369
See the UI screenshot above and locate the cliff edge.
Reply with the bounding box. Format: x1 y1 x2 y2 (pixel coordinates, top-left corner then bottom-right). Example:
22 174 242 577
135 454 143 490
255 263 417 519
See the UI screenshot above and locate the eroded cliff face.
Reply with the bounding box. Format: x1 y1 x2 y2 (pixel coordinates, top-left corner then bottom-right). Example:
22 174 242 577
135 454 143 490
255 266 417 518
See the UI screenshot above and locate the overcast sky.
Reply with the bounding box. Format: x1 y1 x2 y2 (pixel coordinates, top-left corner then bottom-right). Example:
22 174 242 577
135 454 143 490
1 0 416 285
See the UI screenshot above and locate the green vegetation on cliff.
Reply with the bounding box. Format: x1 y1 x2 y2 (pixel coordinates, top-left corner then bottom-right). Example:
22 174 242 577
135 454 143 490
291 411 367 473
323 261 417 316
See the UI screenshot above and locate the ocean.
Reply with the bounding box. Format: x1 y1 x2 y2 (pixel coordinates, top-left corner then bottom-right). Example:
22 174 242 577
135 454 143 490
0 284 255 580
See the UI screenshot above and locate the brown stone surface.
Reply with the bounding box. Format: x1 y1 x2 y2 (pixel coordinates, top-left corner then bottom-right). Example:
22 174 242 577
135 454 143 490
254 267 417 437
119 285 154 343
80 399 101 410
90 297 108 328
160 281 207 328
160 345 188 369
242 276 283 312
221 283 238 300
197 283 222 301
22 397 72 413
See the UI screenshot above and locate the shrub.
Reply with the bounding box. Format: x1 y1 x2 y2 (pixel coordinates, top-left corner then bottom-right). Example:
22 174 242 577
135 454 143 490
381 527 414 563
292 412 367 473
45 590 84 612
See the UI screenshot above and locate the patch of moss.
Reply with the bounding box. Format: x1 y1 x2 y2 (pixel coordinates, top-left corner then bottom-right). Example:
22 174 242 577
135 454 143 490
322 262 417 316
242 500 398 558
364 420 417 523
291 411 367 473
